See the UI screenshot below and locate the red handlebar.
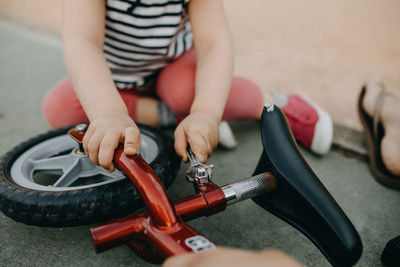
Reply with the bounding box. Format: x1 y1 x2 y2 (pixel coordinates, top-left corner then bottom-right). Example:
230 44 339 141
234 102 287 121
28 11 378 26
114 148 177 228
69 127 226 261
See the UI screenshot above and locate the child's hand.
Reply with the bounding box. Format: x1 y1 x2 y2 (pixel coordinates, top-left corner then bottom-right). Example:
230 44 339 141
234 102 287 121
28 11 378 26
83 112 140 172
174 112 219 163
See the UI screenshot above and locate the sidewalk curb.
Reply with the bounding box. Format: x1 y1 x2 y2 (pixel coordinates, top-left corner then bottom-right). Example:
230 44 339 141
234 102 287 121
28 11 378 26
332 124 368 161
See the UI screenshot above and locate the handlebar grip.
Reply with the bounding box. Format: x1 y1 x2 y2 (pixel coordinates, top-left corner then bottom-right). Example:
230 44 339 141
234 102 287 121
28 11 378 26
221 172 277 205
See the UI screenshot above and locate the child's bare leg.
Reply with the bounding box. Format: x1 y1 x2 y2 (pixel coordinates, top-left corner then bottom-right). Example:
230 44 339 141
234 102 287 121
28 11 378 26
135 97 159 127
136 96 179 128
362 79 400 176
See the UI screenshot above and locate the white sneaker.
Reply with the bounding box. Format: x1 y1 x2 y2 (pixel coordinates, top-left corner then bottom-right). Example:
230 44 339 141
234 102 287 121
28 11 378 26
218 121 238 149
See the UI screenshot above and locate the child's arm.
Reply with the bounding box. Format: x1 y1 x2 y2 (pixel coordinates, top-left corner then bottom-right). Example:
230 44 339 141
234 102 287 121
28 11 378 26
63 0 140 171
174 0 233 163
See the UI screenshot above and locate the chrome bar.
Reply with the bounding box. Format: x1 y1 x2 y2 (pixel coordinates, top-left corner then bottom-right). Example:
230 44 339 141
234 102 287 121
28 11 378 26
221 172 276 205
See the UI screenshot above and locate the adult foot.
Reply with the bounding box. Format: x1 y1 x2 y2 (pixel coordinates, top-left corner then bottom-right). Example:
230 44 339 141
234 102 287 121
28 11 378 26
362 79 400 176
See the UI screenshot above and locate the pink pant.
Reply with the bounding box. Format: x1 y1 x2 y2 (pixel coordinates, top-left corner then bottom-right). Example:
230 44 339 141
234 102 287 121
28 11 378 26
42 49 264 129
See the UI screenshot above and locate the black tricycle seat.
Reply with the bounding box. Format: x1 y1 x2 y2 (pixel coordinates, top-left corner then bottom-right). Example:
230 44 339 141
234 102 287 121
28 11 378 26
253 105 362 267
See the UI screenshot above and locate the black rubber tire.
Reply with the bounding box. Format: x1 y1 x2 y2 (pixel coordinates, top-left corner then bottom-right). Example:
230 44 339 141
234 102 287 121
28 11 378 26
0 124 180 227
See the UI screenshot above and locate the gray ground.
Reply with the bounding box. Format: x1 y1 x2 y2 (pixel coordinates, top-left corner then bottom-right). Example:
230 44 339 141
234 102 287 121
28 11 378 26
0 19 399 267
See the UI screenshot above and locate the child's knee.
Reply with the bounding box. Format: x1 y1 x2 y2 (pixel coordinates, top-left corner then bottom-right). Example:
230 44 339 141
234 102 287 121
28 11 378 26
156 67 195 116
222 77 264 120
231 77 262 97
164 86 194 115
42 89 68 129
230 77 263 105
156 49 197 115
42 79 86 129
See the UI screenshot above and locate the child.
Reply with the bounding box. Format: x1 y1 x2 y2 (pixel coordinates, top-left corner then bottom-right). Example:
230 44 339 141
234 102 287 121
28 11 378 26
42 0 332 172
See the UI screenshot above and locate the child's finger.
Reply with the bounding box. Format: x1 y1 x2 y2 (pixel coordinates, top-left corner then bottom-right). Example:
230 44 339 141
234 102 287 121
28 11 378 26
189 134 209 163
98 130 120 172
206 139 213 157
87 131 103 166
137 133 141 156
124 126 140 155
174 127 188 162
82 125 95 154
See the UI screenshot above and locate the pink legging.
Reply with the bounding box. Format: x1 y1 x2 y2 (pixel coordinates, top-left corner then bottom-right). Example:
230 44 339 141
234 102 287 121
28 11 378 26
42 48 264 129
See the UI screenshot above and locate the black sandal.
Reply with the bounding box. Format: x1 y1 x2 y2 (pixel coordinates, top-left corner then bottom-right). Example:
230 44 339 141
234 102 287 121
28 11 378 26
381 235 400 266
357 85 400 188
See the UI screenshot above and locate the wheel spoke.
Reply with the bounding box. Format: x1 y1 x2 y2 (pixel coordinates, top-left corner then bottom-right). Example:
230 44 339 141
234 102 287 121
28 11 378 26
53 159 81 187
96 168 126 181
28 154 74 172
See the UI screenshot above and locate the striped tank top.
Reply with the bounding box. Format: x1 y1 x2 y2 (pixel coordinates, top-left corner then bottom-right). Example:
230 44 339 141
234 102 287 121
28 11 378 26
105 0 193 90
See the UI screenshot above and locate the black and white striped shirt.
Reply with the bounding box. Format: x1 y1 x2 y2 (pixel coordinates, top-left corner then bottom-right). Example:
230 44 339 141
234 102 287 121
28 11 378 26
105 0 193 89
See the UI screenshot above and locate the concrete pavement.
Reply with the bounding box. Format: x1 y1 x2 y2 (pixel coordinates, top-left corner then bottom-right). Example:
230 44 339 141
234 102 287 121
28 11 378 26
0 19 399 266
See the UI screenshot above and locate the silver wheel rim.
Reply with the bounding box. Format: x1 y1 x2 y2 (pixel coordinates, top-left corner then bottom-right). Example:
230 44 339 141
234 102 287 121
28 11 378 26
10 133 159 191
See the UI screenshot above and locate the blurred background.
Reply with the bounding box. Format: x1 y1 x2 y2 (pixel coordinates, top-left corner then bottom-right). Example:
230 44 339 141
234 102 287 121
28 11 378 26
1 0 399 130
